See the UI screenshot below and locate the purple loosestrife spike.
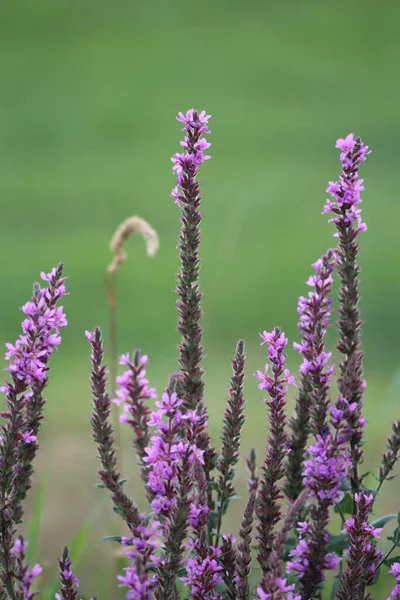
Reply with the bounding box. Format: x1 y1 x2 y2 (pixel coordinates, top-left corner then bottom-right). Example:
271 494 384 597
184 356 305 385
236 488 257 600
245 448 258 493
172 109 218 519
215 340 246 545
294 250 335 434
285 379 312 501
286 251 335 500
181 461 223 600
87 328 141 531
55 547 81 600
336 493 382 600
287 408 351 598
11 537 42 600
153 448 194 600
378 420 400 492
0 265 67 597
259 489 308 598
255 328 296 574
171 108 210 411
220 535 237 600
118 520 161 600
387 563 400 600
143 379 205 519
324 133 370 493
114 350 156 498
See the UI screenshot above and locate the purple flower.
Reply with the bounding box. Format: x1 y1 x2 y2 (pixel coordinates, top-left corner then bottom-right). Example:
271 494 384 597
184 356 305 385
388 563 400 600
287 523 341 578
336 492 382 599
324 134 370 493
11 537 42 600
302 432 350 504
0 265 67 590
114 350 156 496
293 249 335 433
20 430 37 444
256 579 301 600
3 267 67 387
56 547 81 600
171 109 211 206
114 353 156 408
118 520 161 600
255 328 295 573
181 550 223 600
144 392 205 517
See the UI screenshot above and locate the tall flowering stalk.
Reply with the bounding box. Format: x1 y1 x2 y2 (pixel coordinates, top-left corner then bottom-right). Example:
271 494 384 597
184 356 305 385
171 110 217 517
324 133 370 493
294 250 335 433
171 109 210 413
113 350 156 495
287 404 351 599
118 520 161 600
255 328 295 574
55 547 96 600
182 462 223 600
378 420 400 492
236 488 257 600
336 493 382 600
151 395 207 598
0 265 67 598
87 327 141 531
286 251 335 500
215 340 246 545
258 489 307 600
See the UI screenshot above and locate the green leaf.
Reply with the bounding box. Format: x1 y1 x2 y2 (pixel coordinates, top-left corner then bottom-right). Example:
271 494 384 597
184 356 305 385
338 478 352 492
384 555 400 567
371 514 397 529
388 526 400 546
102 535 123 543
335 492 353 515
327 533 350 553
397 511 400 527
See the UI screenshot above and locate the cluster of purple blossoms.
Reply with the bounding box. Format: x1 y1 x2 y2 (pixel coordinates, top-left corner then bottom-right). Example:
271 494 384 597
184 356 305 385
11 537 42 600
336 493 383 600
182 464 223 600
3 267 67 389
286 407 351 584
118 520 161 600
255 329 296 575
257 577 301 600
182 545 223 600
294 250 335 432
302 429 350 504
388 563 400 600
323 133 370 235
113 353 156 422
287 519 341 578
171 109 211 206
256 330 297 398
143 391 205 516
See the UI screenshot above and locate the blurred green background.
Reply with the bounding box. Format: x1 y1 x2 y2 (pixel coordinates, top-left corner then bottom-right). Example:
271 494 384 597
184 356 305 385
1 0 400 597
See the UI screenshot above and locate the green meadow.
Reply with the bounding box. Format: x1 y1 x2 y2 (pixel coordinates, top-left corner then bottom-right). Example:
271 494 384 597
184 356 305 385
0 1 399 596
